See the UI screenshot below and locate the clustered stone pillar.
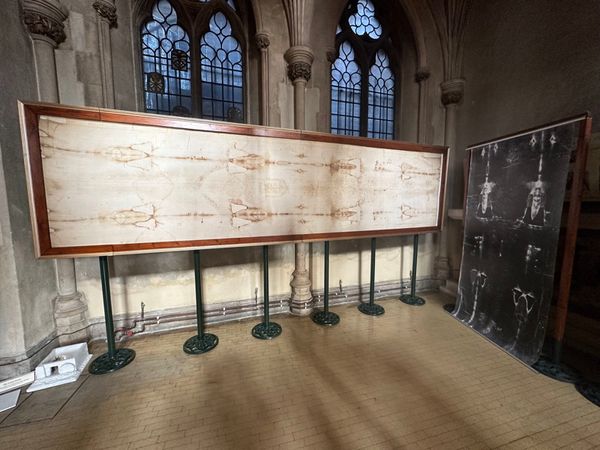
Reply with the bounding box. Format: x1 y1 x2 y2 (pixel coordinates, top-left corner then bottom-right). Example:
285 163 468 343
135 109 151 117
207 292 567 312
22 0 89 344
284 45 314 316
255 32 270 126
93 0 117 109
437 77 465 282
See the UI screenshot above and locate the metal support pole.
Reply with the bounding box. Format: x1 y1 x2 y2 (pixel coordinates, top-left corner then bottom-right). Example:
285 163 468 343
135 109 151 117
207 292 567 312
89 256 135 374
312 241 340 326
252 245 282 339
183 250 219 354
400 235 426 306
358 238 385 316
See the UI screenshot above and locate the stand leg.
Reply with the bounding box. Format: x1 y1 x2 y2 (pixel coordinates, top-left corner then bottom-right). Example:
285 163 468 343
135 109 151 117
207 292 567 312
532 338 581 383
184 250 218 354
400 235 426 306
252 245 282 339
358 238 385 316
89 256 135 374
312 241 340 326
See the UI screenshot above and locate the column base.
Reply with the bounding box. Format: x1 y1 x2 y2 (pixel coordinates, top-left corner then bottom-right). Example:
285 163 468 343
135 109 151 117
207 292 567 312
289 298 313 316
183 333 218 355
435 257 450 281
89 348 135 374
54 292 89 345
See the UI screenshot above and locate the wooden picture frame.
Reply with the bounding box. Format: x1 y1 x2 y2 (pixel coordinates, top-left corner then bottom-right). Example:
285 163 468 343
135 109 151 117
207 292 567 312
19 103 448 258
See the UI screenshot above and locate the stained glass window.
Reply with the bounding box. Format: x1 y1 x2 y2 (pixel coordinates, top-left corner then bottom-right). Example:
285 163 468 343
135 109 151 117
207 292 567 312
141 0 192 116
331 0 395 139
348 0 382 39
331 42 361 136
141 0 246 121
368 50 394 139
200 12 244 121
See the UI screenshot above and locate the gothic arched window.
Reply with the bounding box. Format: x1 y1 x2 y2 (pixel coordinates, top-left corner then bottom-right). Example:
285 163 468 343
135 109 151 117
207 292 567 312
331 0 396 139
140 0 246 122
141 1 192 116
200 12 243 121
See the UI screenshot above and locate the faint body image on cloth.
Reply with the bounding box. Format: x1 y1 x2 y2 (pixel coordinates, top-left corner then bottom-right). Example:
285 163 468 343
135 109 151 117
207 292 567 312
454 120 583 365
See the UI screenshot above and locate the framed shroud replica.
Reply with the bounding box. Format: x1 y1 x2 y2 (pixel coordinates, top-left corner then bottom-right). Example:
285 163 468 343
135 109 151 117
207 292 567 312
19 102 448 258
454 115 591 365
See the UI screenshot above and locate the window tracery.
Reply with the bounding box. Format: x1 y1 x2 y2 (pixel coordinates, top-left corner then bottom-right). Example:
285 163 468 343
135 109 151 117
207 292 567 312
140 0 245 121
331 0 396 139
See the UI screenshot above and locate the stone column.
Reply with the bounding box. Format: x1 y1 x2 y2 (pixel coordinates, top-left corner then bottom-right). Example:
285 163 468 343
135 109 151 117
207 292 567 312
436 78 465 282
415 67 430 143
93 0 117 109
255 32 270 126
415 67 435 278
284 45 314 315
22 0 68 102
23 0 89 344
284 46 313 130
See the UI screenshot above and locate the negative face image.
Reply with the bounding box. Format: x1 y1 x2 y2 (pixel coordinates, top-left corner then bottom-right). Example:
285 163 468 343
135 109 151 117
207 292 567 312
454 120 582 365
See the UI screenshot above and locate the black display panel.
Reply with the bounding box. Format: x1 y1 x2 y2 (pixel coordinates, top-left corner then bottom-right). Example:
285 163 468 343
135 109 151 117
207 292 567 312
453 118 586 365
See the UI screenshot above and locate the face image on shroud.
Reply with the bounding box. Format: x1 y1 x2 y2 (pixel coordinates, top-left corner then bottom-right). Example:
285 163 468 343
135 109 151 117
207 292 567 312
454 121 580 365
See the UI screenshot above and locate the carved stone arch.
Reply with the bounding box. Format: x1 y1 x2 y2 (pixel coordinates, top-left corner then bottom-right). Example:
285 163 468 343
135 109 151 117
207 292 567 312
396 0 430 71
247 0 262 32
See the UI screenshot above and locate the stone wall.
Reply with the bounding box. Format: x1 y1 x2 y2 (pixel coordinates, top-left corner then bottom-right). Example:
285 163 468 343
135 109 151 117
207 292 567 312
0 0 59 378
447 0 600 279
0 0 452 377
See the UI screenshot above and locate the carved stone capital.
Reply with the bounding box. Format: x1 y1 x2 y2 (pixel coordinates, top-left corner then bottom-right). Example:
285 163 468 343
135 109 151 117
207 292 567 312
288 62 312 83
441 78 465 106
22 0 69 47
93 0 117 28
255 32 270 50
284 46 314 83
415 67 430 83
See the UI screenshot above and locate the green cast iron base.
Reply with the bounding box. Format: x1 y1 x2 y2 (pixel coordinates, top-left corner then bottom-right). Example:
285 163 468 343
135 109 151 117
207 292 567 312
89 348 136 375
399 294 426 306
358 303 385 316
532 355 581 383
576 381 600 407
183 333 218 355
312 310 340 326
443 303 456 313
252 322 282 340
